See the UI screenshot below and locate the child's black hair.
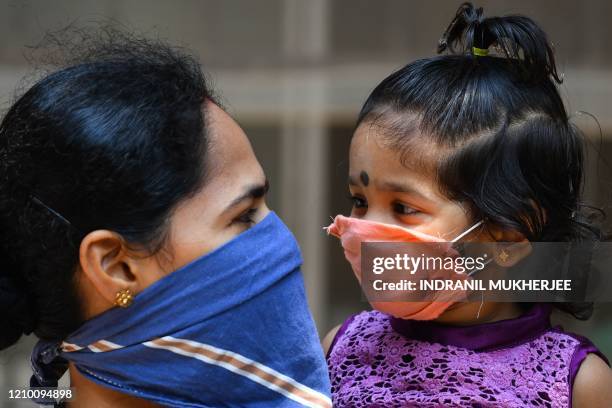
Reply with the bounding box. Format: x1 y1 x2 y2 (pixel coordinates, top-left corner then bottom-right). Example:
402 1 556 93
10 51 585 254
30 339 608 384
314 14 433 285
356 2 604 320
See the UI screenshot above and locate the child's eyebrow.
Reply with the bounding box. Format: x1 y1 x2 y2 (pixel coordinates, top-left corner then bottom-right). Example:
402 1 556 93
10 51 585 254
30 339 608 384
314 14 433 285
348 175 371 188
377 180 431 201
348 175 431 202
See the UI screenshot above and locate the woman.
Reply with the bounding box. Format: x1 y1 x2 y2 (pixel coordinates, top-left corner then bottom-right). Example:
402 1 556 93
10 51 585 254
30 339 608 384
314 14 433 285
0 33 331 407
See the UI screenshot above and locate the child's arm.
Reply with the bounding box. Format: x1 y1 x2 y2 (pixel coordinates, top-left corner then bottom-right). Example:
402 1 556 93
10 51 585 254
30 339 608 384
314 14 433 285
572 353 612 407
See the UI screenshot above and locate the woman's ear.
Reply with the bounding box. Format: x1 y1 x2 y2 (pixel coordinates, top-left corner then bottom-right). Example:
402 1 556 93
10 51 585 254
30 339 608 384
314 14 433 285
78 230 141 311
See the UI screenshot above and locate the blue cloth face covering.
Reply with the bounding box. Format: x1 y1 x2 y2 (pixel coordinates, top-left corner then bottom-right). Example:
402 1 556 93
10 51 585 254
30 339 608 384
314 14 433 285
30 211 332 407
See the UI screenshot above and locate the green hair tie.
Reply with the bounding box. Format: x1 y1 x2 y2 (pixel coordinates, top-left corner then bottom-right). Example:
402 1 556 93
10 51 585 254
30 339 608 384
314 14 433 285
472 46 489 57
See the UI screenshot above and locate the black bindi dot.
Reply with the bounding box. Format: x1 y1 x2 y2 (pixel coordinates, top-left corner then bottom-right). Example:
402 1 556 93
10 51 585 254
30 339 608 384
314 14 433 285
360 171 370 186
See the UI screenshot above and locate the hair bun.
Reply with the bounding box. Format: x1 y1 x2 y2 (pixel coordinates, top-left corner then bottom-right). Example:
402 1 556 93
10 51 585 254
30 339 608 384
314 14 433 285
438 3 492 52
0 273 37 348
438 2 562 84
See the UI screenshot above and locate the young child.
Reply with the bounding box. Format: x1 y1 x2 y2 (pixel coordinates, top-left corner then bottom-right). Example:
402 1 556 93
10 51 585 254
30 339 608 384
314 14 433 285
324 3 612 407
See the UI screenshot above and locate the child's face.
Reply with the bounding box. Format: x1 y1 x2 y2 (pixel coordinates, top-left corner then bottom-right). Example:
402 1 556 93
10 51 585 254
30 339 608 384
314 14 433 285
348 121 530 324
348 122 474 240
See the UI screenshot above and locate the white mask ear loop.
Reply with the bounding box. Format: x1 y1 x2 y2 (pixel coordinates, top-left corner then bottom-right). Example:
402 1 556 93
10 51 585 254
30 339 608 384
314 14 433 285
450 220 492 277
449 220 488 317
476 291 485 319
450 220 484 243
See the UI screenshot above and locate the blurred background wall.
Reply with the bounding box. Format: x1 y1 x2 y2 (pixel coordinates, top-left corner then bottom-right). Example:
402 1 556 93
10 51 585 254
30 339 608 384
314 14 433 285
0 1 611 405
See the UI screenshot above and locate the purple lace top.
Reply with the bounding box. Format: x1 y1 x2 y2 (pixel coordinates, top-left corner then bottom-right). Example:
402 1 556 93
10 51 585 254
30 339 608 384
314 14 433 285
327 303 609 407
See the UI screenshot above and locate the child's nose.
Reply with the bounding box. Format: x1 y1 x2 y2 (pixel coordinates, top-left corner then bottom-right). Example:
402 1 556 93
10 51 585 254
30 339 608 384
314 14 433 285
362 209 397 227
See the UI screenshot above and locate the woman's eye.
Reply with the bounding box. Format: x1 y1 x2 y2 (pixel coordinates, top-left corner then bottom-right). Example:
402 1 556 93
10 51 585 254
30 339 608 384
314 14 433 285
349 195 367 209
393 202 418 215
233 208 258 225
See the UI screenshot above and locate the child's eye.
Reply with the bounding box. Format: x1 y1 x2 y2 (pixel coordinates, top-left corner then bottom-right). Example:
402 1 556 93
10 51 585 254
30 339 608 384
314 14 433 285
348 195 368 209
393 202 418 216
233 208 258 225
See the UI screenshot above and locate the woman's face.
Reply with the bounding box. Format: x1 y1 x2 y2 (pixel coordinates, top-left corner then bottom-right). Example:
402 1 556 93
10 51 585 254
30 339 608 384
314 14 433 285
163 101 270 270
78 101 269 318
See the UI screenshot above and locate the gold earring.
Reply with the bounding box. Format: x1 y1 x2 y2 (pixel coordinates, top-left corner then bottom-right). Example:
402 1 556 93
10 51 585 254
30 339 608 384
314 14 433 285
115 288 134 308
497 249 510 263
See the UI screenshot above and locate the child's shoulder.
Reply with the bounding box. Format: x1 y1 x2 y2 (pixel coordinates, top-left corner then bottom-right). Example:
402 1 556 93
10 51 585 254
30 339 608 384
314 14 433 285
571 348 612 407
548 326 610 375
548 327 612 407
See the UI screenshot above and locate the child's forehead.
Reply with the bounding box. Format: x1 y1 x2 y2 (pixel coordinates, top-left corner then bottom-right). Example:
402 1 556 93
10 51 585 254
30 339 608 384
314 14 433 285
349 126 447 201
350 119 443 179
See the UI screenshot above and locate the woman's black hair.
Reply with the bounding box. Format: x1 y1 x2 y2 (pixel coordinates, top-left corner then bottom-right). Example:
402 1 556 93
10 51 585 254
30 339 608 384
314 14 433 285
356 3 605 319
0 29 218 349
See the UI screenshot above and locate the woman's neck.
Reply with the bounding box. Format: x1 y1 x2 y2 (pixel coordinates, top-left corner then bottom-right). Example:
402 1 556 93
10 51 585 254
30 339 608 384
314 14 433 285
66 363 161 408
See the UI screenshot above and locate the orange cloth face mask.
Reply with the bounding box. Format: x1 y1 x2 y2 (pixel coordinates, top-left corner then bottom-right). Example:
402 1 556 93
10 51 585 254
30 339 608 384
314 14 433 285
325 215 483 321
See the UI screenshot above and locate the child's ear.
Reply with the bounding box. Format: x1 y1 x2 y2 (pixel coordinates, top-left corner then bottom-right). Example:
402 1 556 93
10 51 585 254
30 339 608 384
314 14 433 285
488 226 526 243
493 240 532 267
487 226 531 267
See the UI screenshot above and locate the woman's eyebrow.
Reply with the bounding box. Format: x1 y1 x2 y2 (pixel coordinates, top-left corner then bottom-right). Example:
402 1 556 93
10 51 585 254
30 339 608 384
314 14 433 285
224 178 269 212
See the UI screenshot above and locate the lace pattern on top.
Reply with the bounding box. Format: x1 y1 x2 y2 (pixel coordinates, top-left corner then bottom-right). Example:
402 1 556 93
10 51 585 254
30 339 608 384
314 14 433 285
328 311 580 408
